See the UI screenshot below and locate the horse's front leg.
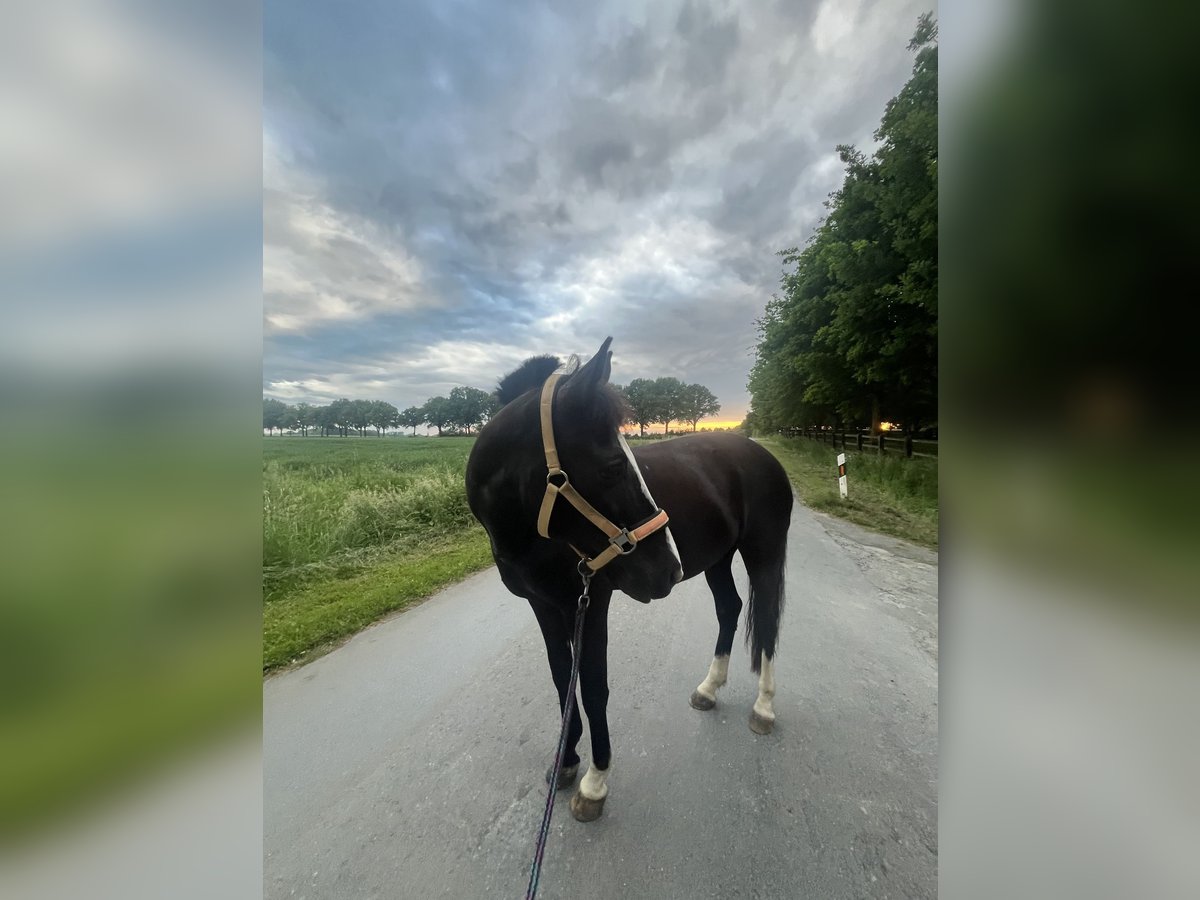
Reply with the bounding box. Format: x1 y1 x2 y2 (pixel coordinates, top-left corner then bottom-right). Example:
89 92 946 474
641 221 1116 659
570 590 612 822
530 599 584 790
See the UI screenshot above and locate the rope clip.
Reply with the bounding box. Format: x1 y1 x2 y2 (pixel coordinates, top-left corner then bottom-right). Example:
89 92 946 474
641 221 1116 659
576 559 592 611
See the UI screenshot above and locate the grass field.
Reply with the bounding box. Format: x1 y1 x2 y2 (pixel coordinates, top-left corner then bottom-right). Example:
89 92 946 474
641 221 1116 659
757 436 939 548
263 436 493 670
262 432 939 671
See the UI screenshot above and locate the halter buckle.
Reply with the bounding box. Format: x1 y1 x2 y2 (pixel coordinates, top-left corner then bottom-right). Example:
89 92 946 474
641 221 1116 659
610 529 637 554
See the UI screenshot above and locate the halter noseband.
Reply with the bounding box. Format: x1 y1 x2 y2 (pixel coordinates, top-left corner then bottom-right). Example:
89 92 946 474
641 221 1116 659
535 373 671 572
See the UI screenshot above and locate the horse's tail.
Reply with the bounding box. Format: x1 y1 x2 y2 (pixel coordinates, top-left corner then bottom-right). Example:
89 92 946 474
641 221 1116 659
745 532 787 674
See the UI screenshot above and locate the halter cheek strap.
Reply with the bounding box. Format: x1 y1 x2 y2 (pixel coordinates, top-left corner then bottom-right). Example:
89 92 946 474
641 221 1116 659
536 373 670 572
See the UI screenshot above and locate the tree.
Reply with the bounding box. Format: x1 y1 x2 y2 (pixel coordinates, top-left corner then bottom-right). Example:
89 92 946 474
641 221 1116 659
677 383 721 431
446 386 492 434
421 396 452 436
622 379 659 436
311 404 335 436
327 398 352 437
652 377 685 434
263 398 290 435
294 402 315 437
398 406 424 435
368 400 399 436
346 399 371 436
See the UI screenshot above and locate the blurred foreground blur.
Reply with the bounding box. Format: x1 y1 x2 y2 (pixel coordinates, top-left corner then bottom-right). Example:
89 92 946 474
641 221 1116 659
942 1 1199 897
0 2 261 898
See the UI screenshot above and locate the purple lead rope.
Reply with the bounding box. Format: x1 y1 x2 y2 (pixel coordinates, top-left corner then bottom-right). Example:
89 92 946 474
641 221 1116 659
525 571 590 900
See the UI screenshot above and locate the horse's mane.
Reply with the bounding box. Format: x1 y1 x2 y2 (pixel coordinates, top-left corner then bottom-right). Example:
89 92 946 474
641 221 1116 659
496 355 562 406
495 353 629 431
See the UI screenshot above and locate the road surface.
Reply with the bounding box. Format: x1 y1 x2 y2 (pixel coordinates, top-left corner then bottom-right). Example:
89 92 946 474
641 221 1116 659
264 503 938 899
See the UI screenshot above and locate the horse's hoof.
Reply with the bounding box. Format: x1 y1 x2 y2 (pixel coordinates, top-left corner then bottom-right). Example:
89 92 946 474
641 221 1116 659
749 710 775 735
569 791 605 822
546 763 579 791
689 689 716 711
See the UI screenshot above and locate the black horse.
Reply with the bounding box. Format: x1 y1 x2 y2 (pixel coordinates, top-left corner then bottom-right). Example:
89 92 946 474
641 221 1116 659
465 338 793 821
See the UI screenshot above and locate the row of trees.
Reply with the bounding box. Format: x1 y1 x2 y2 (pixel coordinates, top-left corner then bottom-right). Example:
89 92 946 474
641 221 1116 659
263 386 496 437
265 378 723 437
747 14 937 435
620 378 721 436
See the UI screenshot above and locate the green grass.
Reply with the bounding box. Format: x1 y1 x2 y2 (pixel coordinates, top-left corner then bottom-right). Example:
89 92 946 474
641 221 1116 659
263 530 493 669
758 436 939 548
263 436 494 670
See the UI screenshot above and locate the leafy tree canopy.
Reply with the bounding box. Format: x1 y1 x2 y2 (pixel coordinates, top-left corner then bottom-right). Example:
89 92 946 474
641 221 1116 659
749 13 937 435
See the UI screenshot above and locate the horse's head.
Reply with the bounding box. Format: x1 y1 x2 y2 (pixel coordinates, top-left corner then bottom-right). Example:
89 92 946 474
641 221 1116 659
544 338 683 601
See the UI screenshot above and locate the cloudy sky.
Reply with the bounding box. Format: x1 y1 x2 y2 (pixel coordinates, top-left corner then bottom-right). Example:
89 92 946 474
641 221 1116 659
264 0 929 426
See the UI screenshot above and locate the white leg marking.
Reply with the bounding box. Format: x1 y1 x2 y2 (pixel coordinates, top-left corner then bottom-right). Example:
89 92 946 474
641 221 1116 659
578 762 610 801
618 434 682 571
753 652 776 722
694 654 730 702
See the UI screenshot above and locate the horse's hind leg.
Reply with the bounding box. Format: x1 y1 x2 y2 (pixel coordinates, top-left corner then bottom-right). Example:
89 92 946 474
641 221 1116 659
742 529 788 736
689 553 742 712
749 652 776 735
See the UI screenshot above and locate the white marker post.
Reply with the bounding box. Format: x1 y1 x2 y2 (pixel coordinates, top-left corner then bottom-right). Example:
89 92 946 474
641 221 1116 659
837 452 848 499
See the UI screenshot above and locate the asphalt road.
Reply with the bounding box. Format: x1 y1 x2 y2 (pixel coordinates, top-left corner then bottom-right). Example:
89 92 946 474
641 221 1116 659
264 503 938 899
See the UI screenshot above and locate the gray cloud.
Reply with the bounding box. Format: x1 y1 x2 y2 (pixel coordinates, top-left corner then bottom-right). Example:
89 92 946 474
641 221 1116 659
676 0 742 88
264 0 930 421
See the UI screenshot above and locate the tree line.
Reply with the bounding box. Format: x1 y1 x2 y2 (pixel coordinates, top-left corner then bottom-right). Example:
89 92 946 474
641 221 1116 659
264 377 722 437
620 378 720 436
262 386 496 437
747 14 937 436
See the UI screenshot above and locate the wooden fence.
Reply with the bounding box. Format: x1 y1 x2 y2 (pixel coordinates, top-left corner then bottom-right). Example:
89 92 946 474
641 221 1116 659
785 426 938 459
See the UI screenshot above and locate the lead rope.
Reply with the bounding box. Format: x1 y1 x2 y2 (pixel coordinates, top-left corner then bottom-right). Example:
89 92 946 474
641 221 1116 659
525 561 592 900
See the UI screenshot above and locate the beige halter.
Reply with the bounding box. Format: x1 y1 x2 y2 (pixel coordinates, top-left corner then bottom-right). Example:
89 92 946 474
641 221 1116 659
535 373 671 572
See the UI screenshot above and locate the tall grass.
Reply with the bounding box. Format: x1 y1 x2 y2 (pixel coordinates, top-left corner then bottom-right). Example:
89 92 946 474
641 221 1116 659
760 436 939 548
262 437 479 600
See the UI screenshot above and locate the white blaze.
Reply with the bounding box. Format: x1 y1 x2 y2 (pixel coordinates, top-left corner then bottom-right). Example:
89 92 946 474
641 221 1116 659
617 433 682 570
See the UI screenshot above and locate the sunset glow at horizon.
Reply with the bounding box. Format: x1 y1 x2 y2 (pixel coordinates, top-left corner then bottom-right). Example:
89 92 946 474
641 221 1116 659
623 418 746 434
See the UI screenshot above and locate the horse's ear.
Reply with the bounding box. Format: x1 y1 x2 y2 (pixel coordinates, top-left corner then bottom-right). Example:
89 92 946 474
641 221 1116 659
573 337 613 392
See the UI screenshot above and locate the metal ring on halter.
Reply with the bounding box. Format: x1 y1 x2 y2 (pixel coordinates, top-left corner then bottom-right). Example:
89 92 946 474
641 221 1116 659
546 470 569 489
